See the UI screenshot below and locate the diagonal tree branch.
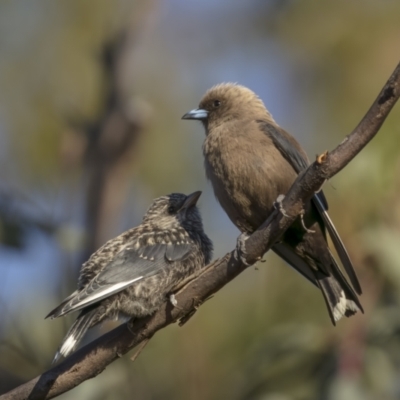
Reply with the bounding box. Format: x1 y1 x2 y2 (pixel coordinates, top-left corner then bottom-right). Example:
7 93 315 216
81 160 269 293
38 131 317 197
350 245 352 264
1 61 399 400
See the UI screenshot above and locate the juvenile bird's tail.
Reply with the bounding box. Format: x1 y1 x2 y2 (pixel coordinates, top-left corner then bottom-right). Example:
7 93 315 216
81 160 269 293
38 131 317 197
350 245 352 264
52 309 97 364
316 258 363 325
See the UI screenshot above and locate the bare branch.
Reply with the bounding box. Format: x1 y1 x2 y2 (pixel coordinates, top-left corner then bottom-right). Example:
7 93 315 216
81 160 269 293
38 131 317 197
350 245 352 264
1 61 399 400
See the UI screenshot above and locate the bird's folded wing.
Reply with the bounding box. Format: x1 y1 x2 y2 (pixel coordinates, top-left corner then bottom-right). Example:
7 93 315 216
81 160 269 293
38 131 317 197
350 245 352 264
258 121 310 172
47 242 194 318
313 195 362 294
272 243 317 286
258 120 361 294
258 120 329 205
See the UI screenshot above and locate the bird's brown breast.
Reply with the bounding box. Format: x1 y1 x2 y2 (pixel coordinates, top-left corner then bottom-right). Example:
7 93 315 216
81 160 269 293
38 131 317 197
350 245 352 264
203 119 298 232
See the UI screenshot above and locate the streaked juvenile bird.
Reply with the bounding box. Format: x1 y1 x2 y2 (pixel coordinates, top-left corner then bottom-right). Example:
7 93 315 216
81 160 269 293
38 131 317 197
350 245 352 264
182 83 362 325
47 192 213 362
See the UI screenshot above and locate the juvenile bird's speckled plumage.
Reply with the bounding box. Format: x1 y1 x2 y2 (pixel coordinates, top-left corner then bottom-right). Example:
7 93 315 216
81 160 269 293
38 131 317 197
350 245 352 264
47 192 213 362
183 83 363 325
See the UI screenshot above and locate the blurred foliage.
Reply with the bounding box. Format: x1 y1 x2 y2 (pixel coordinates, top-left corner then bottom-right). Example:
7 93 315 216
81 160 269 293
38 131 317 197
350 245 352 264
0 1 400 399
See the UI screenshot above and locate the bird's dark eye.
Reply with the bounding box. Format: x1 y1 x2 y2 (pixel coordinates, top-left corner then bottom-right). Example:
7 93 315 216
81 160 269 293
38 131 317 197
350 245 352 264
213 100 221 108
168 206 176 214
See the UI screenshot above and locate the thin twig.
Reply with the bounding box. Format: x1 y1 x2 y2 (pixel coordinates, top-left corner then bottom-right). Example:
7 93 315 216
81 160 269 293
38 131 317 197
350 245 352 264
129 338 150 362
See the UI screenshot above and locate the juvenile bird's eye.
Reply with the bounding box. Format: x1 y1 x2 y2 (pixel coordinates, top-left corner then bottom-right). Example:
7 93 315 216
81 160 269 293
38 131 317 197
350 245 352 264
168 205 176 214
213 100 221 108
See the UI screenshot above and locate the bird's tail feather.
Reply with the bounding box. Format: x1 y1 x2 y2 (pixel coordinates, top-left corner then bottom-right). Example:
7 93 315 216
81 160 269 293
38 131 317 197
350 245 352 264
316 259 363 325
52 309 97 364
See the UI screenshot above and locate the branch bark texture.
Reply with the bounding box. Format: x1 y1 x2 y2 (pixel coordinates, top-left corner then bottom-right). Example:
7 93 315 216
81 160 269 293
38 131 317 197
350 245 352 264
2 61 399 400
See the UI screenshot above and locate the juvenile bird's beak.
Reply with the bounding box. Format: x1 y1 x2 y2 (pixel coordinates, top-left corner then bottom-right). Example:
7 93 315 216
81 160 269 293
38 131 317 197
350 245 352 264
181 191 202 210
182 109 208 120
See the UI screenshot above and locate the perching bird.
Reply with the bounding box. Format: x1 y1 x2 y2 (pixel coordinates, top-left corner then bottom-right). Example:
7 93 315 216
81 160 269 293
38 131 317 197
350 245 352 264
47 192 213 362
182 83 363 325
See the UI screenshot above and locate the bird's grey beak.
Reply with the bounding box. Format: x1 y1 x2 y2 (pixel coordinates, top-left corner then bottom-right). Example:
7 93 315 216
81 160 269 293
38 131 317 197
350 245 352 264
182 109 208 120
181 191 202 210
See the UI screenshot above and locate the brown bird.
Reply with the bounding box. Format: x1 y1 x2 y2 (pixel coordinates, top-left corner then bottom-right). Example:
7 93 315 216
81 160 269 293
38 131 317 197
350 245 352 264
182 83 362 325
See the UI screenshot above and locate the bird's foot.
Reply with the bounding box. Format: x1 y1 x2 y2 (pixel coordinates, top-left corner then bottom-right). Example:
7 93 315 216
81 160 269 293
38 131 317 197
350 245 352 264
169 294 182 309
274 194 289 217
300 211 315 234
234 232 252 267
316 179 328 193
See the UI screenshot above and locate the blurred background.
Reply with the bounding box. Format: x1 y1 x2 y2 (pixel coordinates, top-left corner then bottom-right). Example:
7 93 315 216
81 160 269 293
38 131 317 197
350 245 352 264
0 1 399 399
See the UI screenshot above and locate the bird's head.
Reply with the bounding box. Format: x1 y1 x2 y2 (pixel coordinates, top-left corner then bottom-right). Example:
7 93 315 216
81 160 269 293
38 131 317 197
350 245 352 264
142 191 204 231
182 83 274 131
